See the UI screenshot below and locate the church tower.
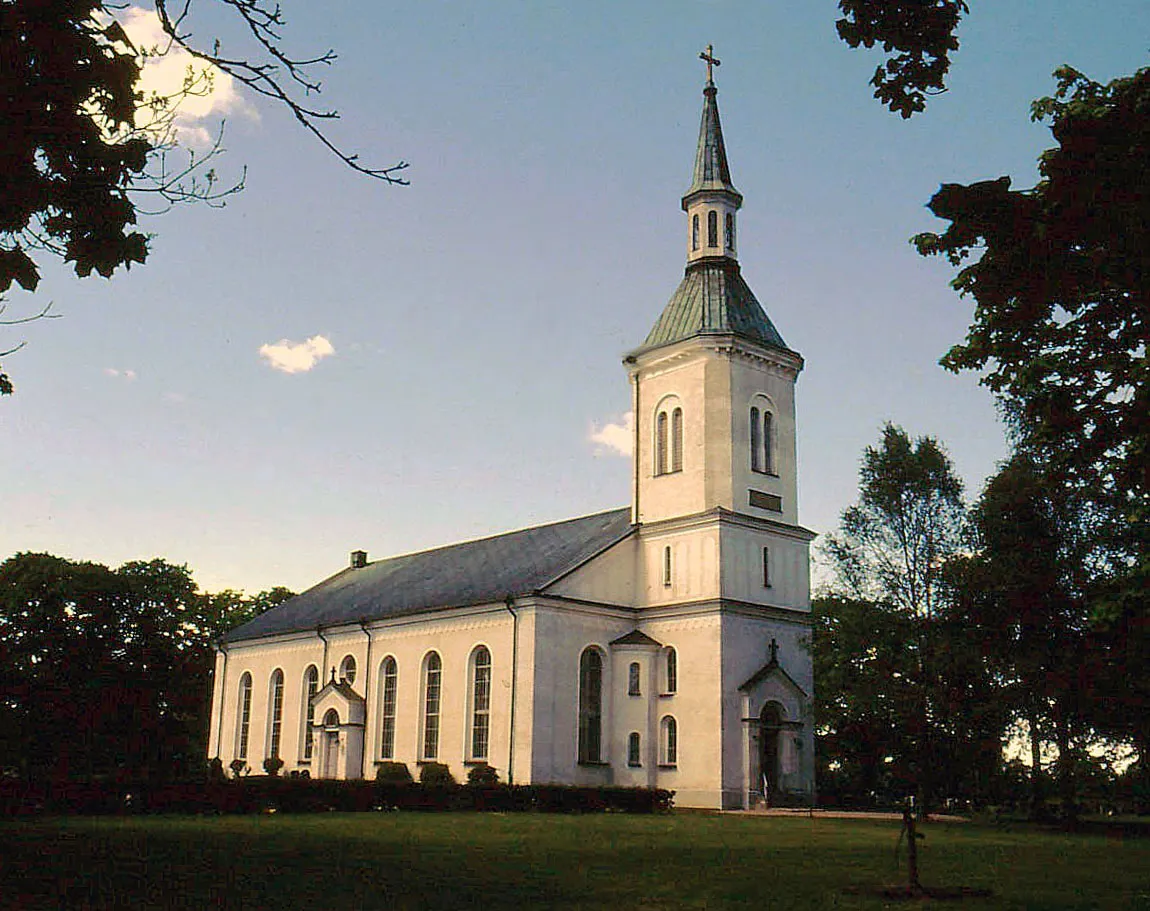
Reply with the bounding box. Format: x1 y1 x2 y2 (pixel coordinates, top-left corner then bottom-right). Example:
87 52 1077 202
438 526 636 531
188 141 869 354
626 49 814 808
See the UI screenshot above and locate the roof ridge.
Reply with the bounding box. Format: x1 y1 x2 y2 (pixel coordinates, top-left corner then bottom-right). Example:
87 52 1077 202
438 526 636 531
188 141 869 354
357 506 630 567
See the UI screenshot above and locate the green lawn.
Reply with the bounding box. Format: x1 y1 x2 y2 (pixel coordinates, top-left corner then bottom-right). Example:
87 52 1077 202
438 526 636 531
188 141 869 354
2 813 1148 910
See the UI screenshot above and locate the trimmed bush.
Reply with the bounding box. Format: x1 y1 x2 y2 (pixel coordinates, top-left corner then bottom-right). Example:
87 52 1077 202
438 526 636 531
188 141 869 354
466 763 500 786
375 761 414 785
263 757 285 776
419 762 456 787
0 778 673 816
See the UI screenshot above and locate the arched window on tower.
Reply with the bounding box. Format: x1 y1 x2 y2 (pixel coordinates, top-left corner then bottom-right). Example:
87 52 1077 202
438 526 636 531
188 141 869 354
628 732 642 767
301 664 319 760
655 411 668 475
578 648 603 763
662 545 673 588
236 672 252 761
725 212 735 251
763 410 774 474
750 406 762 472
707 210 718 247
628 661 641 696
421 651 442 760
664 646 678 694
267 669 284 761
469 646 492 761
379 657 398 759
671 407 683 472
692 214 699 251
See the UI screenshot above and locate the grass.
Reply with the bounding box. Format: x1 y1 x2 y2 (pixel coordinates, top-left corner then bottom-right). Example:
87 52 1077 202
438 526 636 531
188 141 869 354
2 812 1149 910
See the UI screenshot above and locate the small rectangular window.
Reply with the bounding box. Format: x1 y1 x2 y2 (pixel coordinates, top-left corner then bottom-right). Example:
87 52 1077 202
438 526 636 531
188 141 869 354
628 732 641 767
628 662 641 696
662 546 672 587
762 546 771 588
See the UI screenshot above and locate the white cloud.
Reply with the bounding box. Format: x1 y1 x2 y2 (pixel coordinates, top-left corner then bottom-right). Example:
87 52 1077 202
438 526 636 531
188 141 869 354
113 6 257 145
589 411 633 457
103 368 137 380
259 335 336 374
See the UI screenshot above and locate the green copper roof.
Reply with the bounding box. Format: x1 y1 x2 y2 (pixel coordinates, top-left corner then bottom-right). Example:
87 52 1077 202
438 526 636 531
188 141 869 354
637 258 789 353
682 83 741 208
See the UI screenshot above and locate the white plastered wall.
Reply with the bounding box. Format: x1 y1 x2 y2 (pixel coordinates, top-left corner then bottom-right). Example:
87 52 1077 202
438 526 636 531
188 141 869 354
211 603 525 785
720 611 815 808
727 346 802 526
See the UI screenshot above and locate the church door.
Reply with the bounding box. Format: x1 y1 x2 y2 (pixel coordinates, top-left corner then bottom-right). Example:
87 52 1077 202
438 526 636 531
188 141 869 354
759 702 783 805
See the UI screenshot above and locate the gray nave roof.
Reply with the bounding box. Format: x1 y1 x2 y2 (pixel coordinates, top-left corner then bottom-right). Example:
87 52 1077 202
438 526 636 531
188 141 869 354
224 508 633 643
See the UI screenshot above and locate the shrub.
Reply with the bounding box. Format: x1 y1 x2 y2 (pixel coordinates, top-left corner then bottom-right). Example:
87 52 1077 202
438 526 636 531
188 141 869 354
375 762 414 785
229 759 248 779
263 757 285 777
419 762 456 787
207 757 226 782
466 763 500 786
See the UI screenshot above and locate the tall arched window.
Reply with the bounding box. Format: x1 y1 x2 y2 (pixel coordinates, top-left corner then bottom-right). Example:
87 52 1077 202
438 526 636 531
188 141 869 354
339 654 357 686
670 407 683 472
655 411 668 475
379 657 398 759
725 212 735 250
470 646 492 761
302 665 319 760
707 210 718 247
692 214 699 250
422 652 442 760
578 648 603 763
628 732 642 767
750 406 762 472
267 669 284 760
661 716 678 765
763 411 774 473
236 672 252 761
664 647 678 694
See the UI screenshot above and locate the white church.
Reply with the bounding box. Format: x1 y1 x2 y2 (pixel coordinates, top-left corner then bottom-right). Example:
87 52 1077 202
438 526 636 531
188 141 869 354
209 55 816 810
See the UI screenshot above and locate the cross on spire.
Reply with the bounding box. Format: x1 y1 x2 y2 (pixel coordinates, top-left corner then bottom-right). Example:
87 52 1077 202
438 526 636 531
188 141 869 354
699 44 720 84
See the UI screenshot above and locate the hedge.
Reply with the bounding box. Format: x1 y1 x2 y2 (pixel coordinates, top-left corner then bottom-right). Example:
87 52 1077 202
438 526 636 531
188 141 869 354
0 778 674 817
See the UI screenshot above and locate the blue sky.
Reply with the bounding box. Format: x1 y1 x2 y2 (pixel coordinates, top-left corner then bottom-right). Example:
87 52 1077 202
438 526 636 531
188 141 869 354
3 2 1147 594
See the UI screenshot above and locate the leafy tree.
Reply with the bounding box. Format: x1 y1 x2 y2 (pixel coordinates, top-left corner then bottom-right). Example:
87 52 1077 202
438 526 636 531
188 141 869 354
915 65 1149 803
0 551 290 782
1 0 408 393
951 454 1099 818
836 1 969 117
825 423 965 618
820 425 994 811
913 66 1149 560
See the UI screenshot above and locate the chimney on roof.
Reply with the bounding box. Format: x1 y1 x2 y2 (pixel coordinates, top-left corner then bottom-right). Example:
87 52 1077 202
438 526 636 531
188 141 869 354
350 550 367 569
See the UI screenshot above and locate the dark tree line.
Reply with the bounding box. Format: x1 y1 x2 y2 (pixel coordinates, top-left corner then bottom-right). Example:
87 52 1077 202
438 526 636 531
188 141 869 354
0 552 290 783
816 44 1147 819
814 428 1145 818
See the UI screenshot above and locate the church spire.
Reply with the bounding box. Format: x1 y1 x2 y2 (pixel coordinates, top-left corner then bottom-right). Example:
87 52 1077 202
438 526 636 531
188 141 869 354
633 50 790 356
683 45 742 211
681 47 742 266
